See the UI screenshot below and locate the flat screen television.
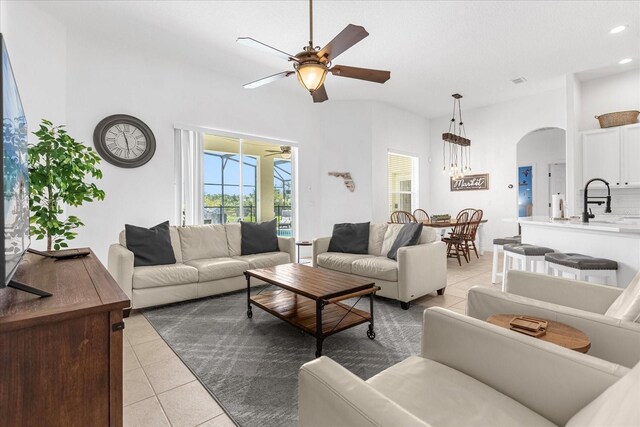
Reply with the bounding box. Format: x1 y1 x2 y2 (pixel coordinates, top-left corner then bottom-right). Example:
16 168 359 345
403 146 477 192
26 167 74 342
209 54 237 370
1 33 31 290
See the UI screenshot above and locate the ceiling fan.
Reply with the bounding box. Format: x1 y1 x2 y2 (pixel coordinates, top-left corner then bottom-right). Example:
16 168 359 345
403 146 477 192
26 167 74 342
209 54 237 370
237 0 390 103
264 146 292 159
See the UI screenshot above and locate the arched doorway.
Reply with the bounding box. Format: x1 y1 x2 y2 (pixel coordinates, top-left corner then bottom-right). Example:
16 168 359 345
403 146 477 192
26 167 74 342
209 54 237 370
515 127 567 217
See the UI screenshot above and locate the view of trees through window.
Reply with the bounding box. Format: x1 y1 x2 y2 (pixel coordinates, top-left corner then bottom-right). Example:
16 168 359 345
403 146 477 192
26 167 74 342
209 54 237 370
202 135 293 236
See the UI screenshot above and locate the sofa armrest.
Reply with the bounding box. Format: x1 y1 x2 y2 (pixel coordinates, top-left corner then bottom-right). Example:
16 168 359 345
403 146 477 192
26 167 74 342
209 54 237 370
299 356 428 427
466 286 640 368
278 237 295 263
397 241 447 301
505 270 623 314
108 244 134 305
421 307 628 426
312 237 331 267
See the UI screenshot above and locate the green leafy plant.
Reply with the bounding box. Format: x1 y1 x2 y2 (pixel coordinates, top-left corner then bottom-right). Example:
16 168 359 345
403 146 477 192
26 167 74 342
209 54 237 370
28 119 105 250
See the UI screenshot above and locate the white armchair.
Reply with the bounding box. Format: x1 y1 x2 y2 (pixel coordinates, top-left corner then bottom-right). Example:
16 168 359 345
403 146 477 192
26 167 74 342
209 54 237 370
299 307 635 427
467 270 640 368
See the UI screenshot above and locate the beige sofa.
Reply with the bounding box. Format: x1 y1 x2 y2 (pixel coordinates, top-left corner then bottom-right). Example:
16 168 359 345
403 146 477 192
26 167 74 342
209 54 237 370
299 307 636 427
467 270 640 368
313 224 447 309
108 223 295 309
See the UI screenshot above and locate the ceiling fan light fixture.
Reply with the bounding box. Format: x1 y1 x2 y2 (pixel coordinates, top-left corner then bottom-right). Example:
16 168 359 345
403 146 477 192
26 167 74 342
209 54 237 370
296 62 328 93
281 152 292 160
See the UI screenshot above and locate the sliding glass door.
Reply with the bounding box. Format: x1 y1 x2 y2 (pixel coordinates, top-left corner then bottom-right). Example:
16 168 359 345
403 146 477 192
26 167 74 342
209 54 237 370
203 134 294 237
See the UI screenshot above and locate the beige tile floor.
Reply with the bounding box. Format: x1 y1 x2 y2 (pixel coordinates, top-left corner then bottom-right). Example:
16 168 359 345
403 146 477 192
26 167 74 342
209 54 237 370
122 252 496 426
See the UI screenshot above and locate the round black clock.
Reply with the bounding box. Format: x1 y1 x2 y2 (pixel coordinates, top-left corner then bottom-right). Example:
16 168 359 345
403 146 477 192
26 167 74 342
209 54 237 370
93 114 156 168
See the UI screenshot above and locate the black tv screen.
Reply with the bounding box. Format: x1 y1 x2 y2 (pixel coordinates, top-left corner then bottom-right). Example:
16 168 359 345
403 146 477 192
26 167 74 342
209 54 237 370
1 34 30 287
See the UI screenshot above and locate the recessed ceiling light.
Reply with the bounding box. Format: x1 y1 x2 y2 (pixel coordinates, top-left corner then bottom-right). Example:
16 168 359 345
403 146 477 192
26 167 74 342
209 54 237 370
610 25 627 34
619 58 633 65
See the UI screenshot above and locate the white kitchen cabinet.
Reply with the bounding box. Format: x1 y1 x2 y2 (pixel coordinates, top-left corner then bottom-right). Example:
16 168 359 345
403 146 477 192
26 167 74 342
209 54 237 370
582 123 640 189
622 125 640 187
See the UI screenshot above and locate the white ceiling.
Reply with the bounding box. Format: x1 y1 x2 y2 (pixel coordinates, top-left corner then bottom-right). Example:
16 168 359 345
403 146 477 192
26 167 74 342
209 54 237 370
36 1 640 118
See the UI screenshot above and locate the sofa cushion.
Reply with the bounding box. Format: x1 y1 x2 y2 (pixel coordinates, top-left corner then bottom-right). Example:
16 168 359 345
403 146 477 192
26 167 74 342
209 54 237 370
605 272 640 322
566 360 640 427
418 227 437 244
241 220 279 255
178 225 229 261
125 221 176 267
368 223 388 256
233 252 290 269
328 222 370 254
225 223 242 257
132 263 199 289
316 252 374 274
367 356 555 427
120 226 183 263
352 257 398 282
380 224 404 256
185 257 250 282
387 223 424 260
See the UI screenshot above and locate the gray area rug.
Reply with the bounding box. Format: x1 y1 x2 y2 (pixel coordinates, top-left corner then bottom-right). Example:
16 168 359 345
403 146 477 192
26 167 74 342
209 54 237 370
143 289 424 427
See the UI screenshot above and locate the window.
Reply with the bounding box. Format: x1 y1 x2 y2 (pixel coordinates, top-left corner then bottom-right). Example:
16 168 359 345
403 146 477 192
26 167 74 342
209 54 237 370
388 152 418 216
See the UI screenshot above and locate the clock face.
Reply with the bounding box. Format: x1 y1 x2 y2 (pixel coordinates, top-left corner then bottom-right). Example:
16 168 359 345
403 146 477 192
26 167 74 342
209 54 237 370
93 115 156 168
104 124 147 160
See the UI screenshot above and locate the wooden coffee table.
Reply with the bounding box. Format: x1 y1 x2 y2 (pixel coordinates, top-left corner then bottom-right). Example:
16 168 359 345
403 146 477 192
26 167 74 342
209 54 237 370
244 263 379 357
487 314 591 353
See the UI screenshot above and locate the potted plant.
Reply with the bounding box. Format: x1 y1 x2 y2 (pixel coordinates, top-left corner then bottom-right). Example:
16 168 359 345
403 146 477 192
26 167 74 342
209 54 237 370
28 119 105 251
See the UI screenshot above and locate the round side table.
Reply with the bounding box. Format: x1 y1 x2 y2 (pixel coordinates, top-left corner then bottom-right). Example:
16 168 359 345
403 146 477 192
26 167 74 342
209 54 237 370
486 314 591 353
296 241 312 264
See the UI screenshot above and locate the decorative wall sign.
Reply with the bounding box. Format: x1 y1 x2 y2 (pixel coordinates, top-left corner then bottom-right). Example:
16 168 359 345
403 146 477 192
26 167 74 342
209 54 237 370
328 172 355 192
450 173 489 191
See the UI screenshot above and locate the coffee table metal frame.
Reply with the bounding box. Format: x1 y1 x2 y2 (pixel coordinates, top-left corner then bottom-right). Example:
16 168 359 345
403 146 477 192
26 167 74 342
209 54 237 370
244 264 379 357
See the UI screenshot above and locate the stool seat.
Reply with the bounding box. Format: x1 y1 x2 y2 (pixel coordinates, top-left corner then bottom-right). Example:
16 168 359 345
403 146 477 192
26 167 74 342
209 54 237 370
493 236 522 246
504 243 554 256
545 253 618 271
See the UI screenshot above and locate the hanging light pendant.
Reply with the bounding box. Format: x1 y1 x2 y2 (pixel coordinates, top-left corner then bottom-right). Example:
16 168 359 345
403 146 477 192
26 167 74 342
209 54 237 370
442 93 471 178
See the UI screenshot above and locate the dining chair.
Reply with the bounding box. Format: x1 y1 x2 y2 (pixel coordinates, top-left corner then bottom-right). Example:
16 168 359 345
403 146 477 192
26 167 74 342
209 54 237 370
413 209 430 222
463 209 483 259
443 211 470 266
389 211 417 223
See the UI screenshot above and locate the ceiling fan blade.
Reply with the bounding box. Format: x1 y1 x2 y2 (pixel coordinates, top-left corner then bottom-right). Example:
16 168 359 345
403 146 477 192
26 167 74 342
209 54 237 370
317 24 369 62
312 85 328 103
237 37 297 61
243 71 295 89
264 152 280 157
329 65 390 83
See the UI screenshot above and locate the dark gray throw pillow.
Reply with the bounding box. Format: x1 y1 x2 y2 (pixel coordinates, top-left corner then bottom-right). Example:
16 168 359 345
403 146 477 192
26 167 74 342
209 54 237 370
125 221 176 267
387 223 424 260
241 219 279 255
328 222 370 254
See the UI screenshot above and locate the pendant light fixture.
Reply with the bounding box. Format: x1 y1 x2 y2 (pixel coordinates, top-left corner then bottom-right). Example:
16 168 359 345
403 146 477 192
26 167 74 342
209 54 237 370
442 93 471 178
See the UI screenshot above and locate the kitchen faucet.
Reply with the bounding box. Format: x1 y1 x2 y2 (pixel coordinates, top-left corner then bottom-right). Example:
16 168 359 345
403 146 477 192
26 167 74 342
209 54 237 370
582 178 612 223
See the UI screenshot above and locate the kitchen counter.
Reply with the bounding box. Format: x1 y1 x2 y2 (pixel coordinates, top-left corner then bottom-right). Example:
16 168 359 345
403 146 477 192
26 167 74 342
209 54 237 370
511 216 640 287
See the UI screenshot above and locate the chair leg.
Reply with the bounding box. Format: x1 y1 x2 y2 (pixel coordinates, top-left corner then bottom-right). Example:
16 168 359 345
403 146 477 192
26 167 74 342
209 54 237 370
502 253 509 290
610 270 618 286
455 244 462 266
470 240 479 259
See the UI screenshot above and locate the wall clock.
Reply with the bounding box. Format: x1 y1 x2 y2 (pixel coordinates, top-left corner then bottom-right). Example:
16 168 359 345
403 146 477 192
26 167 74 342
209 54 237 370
93 114 156 168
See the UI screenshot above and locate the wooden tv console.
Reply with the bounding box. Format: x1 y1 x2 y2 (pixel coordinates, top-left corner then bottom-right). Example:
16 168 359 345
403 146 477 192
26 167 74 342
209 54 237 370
0 249 130 426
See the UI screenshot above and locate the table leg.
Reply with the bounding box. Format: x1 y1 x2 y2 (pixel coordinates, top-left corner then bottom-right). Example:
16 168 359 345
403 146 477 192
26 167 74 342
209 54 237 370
246 274 252 319
297 245 300 264
315 300 324 357
478 223 485 256
367 293 376 340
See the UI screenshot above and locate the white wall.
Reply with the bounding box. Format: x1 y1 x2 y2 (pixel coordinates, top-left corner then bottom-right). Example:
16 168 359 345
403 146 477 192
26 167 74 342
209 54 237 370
428 89 566 250
579 68 640 131
516 128 566 217
1 1 67 251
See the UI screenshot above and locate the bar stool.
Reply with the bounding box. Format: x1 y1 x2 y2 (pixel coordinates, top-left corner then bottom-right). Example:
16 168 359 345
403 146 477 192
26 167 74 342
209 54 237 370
491 236 521 284
502 243 555 290
545 253 618 286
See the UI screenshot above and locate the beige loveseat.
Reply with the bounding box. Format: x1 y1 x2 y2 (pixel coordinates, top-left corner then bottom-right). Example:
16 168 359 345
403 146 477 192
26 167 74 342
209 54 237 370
299 307 636 427
313 224 447 309
108 224 295 309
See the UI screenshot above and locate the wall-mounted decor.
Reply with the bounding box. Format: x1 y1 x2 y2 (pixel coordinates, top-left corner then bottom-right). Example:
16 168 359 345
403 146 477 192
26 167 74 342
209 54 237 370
328 172 355 192
93 114 156 168
442 93 472 178
450 173 489 191
518 166 533 216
